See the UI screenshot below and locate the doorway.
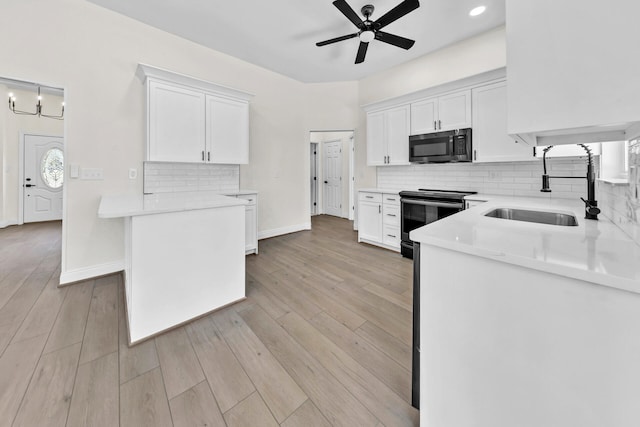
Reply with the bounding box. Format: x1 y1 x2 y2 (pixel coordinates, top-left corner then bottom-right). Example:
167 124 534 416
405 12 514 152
22 134 64 222
309 130 354 220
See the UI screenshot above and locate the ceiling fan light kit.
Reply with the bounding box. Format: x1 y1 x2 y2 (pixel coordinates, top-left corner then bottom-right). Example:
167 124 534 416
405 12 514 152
316 0 420 64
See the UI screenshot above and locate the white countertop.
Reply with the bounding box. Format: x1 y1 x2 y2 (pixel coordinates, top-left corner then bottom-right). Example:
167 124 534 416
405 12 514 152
98 191 248 219
224 190 258 196
410 196 640 294
358 188 404 194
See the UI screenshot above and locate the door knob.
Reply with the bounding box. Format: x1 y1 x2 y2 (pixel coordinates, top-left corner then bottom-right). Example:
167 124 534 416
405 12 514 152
25 184 35 187
324 181 328 184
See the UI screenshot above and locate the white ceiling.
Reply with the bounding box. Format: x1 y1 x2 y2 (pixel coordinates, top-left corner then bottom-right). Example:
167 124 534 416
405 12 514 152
87 0 505 83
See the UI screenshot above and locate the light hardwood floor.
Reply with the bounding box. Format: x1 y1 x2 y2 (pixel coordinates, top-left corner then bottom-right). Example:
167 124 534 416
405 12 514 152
0 215 418 426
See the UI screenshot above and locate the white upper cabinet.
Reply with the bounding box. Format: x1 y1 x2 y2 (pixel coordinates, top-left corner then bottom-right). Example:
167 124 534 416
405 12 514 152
410 90 471 135
148 81 205 163
506 0 640 144
366 105 410 166
139 64 253 164
206 95 249 164
472 81 533 163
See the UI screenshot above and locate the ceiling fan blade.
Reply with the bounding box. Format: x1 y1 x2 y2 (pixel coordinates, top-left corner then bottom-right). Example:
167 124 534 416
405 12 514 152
355 41 369 64
374 0 420 30
374 31 415 49
333 0 365 29
316 32 359 47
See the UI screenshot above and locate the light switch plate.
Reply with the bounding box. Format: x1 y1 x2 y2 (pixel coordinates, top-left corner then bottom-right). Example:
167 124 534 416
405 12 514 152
70 164 79 179
80 168 103 180
129 168 137 179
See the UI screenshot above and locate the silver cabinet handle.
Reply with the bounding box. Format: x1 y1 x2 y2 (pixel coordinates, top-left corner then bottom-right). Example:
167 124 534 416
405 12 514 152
438 119 441 129
202 151 205 161
387 155 390 164
433 120 437 130
207 152 211 162
473 149 477 161
366 195 374 199
378 205 381 213
387 234 396 238
386 213 396 217
386 198 396 201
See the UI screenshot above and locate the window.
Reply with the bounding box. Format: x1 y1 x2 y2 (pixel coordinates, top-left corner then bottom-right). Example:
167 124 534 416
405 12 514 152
41 148 64 188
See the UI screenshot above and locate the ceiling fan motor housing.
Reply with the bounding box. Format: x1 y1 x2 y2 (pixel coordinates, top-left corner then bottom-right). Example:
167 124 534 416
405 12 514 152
361 4 375 19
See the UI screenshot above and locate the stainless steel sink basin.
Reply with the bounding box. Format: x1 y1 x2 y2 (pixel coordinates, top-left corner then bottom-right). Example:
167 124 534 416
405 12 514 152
484 208 578 226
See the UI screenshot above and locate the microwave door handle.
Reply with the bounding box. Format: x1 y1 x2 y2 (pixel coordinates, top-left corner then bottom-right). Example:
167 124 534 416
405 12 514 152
401 199 464 209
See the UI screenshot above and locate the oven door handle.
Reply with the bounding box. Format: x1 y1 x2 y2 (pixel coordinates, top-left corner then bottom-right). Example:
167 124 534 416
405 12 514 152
401 198 463 209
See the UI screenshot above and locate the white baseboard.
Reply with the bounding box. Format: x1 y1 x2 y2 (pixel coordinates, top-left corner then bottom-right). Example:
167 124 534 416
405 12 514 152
258 222 311 240
0 220 18 229
59 260 125 285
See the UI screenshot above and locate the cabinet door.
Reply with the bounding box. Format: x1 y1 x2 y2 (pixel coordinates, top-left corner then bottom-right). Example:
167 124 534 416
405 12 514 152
244 204 257 253
410 98 438 135
472 81 534 163
386 105 410 165
206 95 249 164
358 201 382 243
148 80 206 162
367 111 386 166
438 90 471 131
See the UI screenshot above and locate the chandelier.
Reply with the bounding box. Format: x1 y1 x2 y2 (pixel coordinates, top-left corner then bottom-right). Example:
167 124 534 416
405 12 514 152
8 86 64 120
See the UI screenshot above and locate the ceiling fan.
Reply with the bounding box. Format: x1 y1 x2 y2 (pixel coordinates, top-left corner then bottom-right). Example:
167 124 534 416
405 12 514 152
316 0 420 64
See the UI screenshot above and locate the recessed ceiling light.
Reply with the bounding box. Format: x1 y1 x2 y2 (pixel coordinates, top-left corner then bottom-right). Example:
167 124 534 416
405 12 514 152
469 6 486 17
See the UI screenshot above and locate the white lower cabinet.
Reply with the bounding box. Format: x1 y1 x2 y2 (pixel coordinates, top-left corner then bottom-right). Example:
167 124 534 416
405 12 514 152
358 191 400 252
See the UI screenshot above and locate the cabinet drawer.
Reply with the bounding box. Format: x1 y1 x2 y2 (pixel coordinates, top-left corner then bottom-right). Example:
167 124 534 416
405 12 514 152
383 205 400 226
359 192 382 203
237 194 257 205
382 193 400 206
382 225 400 247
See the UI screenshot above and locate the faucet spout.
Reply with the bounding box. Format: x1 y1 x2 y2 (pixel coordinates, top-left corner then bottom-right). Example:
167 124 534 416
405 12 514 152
540 144 600 220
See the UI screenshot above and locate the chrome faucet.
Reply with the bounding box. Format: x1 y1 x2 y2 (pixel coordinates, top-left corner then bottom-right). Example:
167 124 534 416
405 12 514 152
540 144 601 220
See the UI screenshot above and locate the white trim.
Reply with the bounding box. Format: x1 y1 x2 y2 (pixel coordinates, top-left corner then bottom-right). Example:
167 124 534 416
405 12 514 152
258 222 311 240
0 220 18 229
59 260 125 285
137 63 254 101
349 136 355 221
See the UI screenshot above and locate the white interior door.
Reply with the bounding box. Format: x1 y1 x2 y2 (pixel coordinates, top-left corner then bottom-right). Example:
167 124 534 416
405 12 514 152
323 141 342 217
23 134 64 223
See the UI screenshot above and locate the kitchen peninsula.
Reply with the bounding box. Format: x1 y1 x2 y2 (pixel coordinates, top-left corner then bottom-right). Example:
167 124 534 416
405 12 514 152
411 197 640 427
98 192 247 344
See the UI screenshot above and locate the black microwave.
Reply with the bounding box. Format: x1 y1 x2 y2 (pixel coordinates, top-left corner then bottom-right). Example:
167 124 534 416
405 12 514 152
409 128 472 163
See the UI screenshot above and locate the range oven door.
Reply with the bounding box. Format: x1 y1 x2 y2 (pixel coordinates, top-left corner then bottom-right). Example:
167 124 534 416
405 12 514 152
400 198 463 243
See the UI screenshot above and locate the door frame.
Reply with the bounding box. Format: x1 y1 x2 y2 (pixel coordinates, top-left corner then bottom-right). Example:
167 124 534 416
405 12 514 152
310 142 319 216
309 130 355 222
19 132 65 225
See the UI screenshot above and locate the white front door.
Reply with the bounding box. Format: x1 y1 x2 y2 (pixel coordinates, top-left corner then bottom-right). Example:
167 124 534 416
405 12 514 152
323 141 342 217
23 134 64 223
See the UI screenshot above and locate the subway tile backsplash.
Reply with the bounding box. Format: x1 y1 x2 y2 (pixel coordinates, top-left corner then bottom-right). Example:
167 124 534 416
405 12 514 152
143 162 239 194
377 158 592 200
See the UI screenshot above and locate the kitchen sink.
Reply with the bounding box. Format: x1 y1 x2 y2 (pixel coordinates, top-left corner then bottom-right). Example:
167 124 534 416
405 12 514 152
484 208 578 226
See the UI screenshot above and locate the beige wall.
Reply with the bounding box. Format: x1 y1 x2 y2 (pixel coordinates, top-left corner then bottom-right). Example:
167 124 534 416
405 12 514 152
0 85 64 225
0 0 359 282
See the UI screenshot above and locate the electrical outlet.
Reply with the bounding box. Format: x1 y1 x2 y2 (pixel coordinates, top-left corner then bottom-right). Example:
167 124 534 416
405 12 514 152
488 171 502 181
80 168 104 180
129 168 137 179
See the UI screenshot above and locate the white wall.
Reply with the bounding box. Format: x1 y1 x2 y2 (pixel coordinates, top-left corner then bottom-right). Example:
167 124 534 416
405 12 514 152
0 0 359 283
0 85 64 226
